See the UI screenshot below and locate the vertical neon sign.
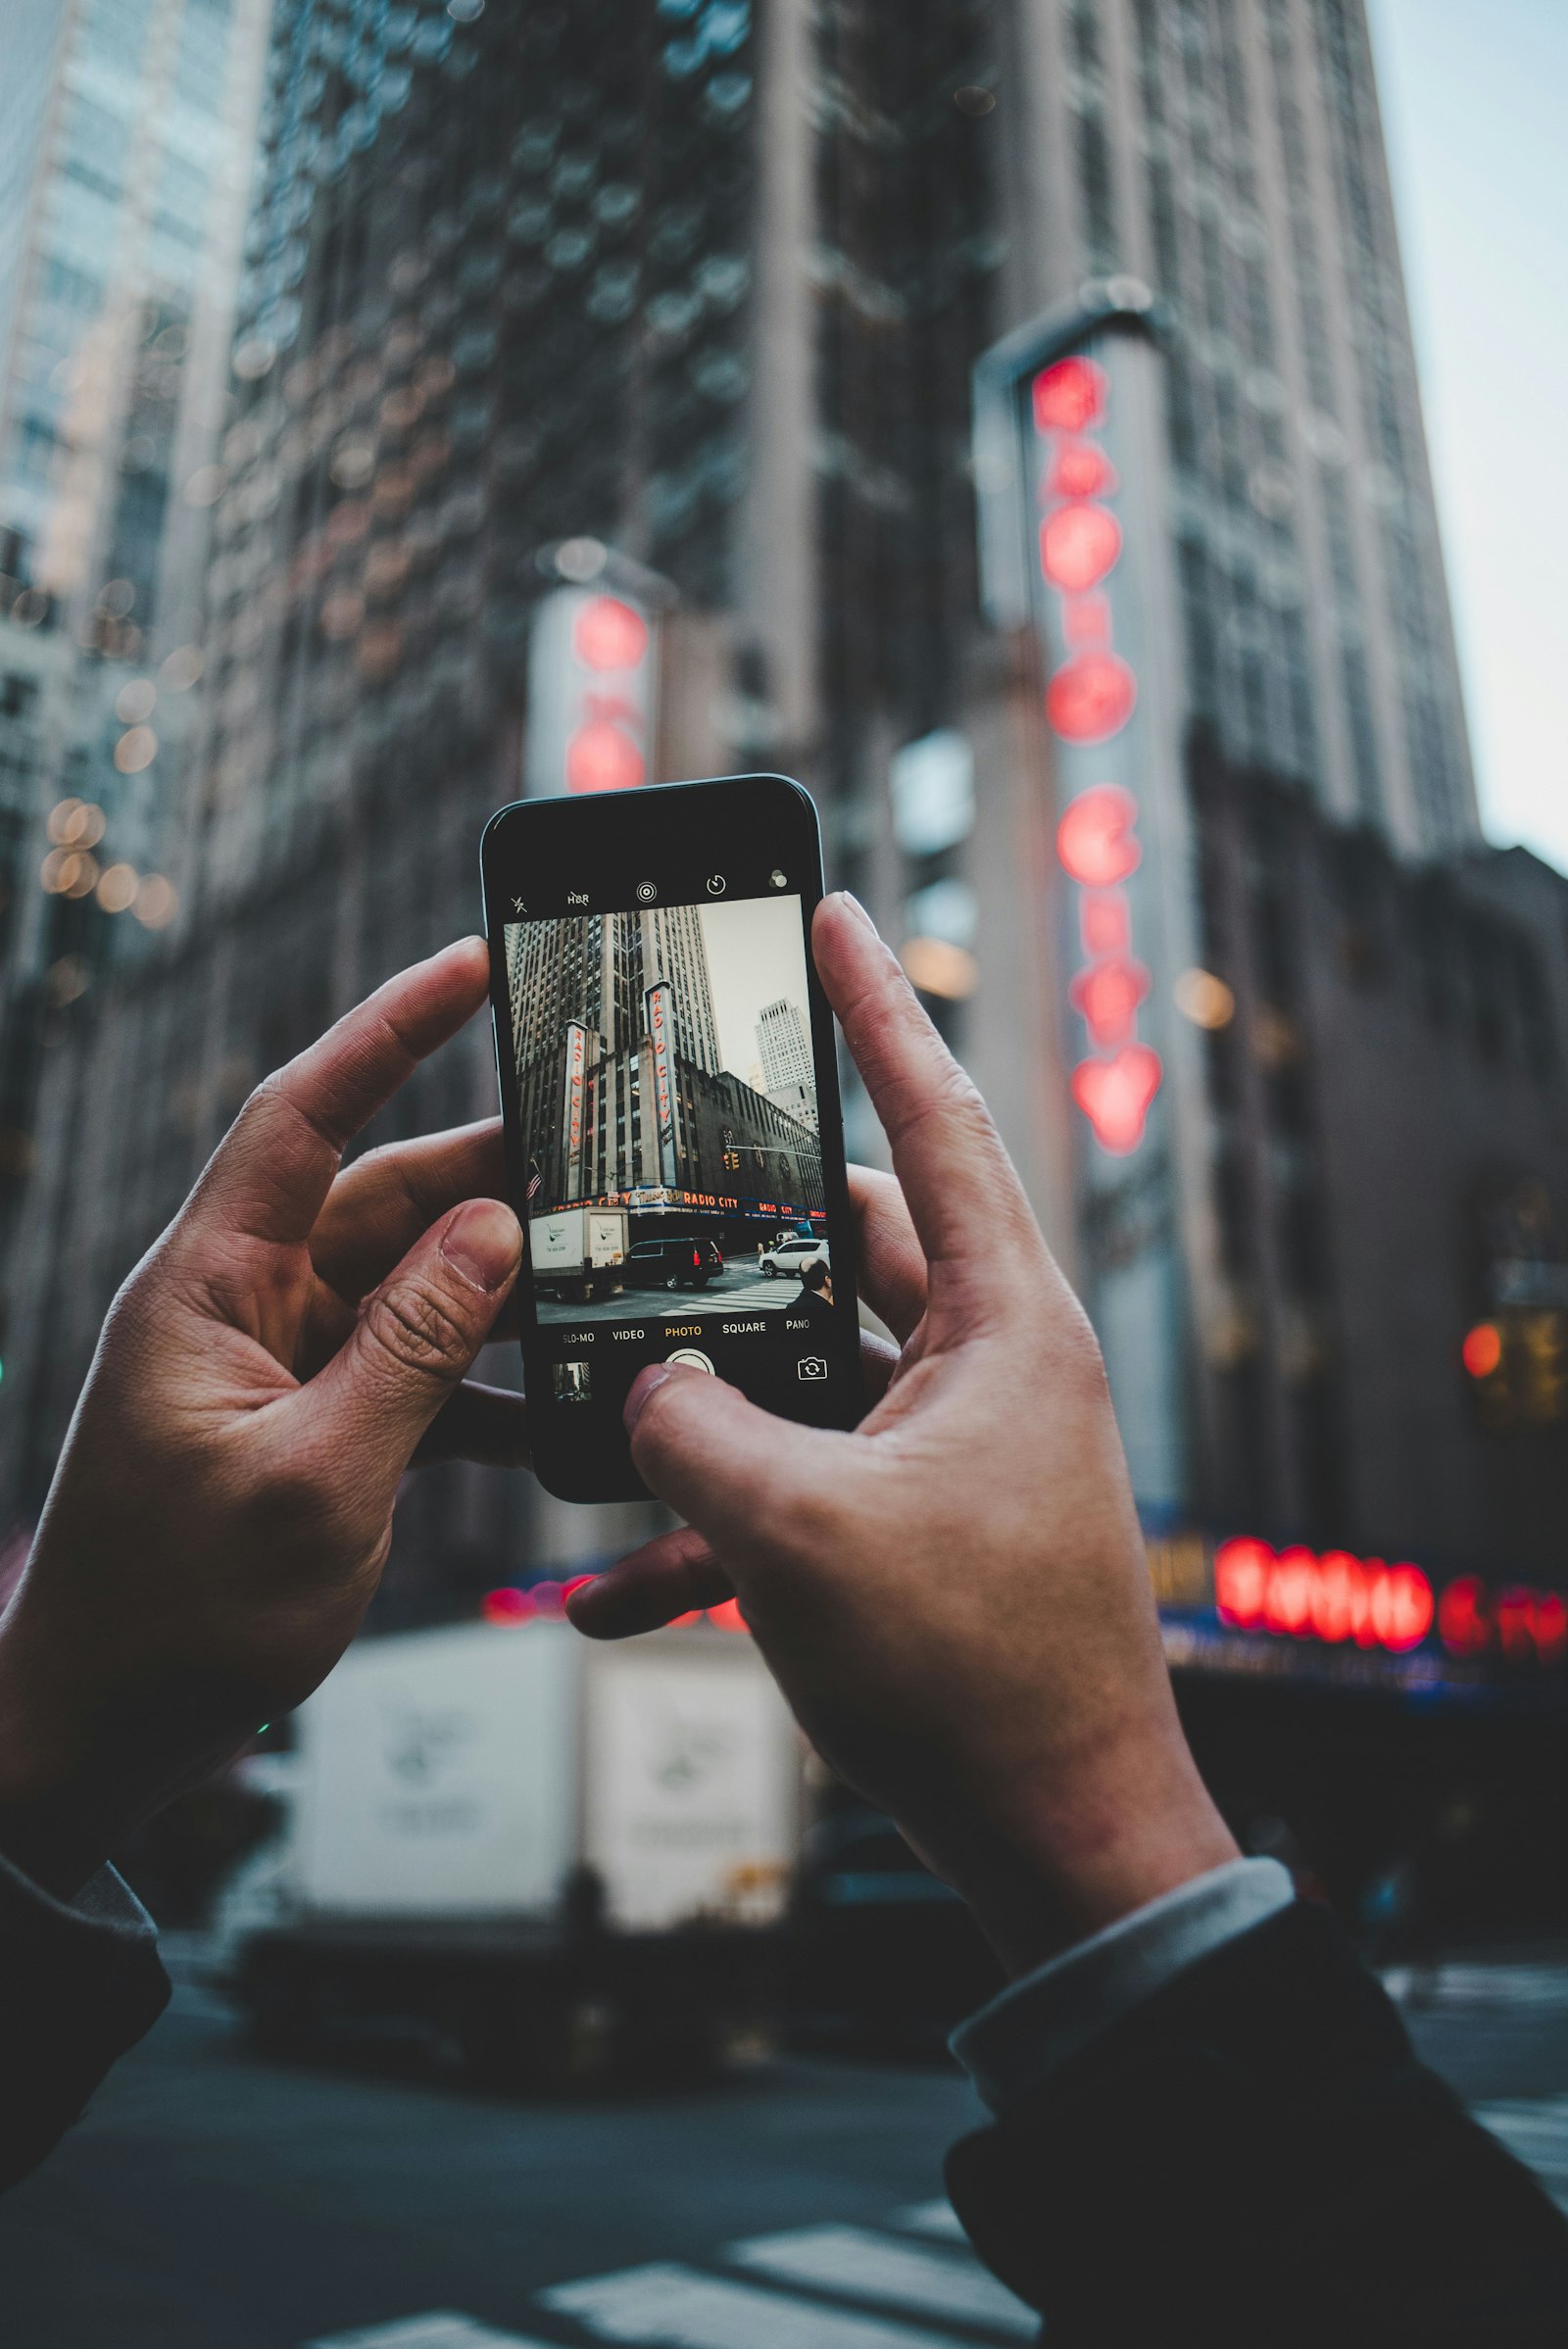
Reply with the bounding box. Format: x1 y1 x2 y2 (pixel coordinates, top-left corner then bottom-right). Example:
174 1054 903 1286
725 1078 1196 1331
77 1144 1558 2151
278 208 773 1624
1032 355 1163 1156
563 1019 588 1197
646 982 675 1185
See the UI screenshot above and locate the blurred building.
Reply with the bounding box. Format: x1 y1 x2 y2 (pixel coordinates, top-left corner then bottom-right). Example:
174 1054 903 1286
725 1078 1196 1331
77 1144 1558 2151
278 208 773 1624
0 0 270 1276
0 0 1557 1791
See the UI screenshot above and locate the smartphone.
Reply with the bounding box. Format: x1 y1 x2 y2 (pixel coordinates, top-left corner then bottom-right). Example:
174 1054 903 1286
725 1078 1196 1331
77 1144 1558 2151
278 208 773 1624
482 773 864 1501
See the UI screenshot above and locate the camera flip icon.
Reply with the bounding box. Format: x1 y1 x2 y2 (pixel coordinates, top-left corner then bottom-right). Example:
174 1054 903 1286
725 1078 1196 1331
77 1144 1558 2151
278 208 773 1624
796 1355 829 1382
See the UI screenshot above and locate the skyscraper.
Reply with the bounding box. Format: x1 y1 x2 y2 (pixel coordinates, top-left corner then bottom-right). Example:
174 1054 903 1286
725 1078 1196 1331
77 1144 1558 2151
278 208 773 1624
755 997 808 1092
0 0 270 1259
0 1 1498 1590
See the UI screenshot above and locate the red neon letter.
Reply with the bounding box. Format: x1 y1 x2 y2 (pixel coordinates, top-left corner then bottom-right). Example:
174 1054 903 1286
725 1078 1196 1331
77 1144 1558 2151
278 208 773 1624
1079 888 1131 958
1049 441 1117 500
1070 1042 1162 1153
1056 783 1142 887
573 594 649 672
1033 354 1106 435
1040 501 1123 595
1047 650 1138 744
1438 1575 1491 1658
1373 1565 1434 1653
566 718 645 794
1069 954 1151 1049
1215 1538 1271 1630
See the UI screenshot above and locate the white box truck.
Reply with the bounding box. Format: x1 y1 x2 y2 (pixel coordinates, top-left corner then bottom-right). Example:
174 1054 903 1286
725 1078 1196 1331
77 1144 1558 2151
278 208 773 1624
222 1616 802 2082
529 1205 628 1302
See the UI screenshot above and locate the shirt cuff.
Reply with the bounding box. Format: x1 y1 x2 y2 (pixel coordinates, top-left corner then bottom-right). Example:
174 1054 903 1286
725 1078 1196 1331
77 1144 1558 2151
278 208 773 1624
951 1856 1296 2115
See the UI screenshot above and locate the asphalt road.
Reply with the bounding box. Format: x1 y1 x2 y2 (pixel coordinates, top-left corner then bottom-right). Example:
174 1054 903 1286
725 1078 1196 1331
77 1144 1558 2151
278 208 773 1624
5 1957 1568 2348
0 1981 995 2349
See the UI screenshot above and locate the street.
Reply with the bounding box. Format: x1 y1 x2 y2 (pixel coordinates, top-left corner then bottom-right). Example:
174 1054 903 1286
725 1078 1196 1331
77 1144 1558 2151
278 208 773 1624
539 1263 818 1325
5 1953 1568 2347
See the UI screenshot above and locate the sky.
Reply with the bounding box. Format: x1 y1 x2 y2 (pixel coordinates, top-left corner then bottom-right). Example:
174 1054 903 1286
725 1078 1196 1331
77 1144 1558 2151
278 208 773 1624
698 894 810 1083
1367 0 1568 871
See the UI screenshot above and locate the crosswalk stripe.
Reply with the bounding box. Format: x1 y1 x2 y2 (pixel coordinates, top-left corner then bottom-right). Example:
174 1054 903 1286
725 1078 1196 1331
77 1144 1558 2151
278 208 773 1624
539 2262 974 2349
305 2318 554 2349
1472 2097 1568 2213
728 2225 1036 2338
890 2203 969 2245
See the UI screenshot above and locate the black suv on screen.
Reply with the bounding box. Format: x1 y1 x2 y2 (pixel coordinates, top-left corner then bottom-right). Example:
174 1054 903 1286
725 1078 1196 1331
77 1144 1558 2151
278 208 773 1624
624 1236 724 1292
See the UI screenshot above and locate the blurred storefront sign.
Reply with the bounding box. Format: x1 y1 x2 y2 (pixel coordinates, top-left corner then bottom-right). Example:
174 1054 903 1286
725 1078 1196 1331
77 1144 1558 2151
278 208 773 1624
1146 1525 1568 1695
524 585 659 799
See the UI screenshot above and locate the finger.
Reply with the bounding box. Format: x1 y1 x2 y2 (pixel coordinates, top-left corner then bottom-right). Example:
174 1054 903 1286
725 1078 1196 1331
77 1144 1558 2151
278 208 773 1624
412 1380 530 1469
813 897 1041 1304
183 939 491 1252
624 1362 840 1549
567 1525 735 1640
859 1327 901 1404
299 1198 522 1478
849 1164 926 1344
312 1118 509 1302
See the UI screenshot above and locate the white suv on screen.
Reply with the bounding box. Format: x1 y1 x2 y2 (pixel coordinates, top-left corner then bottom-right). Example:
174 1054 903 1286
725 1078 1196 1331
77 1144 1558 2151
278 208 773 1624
759 1235 829 1278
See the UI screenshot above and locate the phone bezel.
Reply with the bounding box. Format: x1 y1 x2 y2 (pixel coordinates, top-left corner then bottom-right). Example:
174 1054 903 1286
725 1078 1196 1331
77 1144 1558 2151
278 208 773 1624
481 773 864 1502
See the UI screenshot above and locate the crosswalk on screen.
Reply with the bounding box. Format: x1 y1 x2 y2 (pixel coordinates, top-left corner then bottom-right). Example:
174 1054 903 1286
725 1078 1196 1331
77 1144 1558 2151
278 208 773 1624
504 891 832 1336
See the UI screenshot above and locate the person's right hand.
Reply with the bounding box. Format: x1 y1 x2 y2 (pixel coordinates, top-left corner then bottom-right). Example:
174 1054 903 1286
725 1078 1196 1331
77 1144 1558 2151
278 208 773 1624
570 894 1236 1973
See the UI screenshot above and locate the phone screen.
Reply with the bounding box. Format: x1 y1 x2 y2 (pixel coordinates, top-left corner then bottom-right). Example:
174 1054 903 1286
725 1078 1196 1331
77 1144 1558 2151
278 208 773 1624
484 776 862 1499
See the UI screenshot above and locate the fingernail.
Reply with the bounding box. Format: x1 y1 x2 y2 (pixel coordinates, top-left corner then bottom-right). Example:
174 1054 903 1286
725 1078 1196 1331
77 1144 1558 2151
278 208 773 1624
624 1362 672 1432
838 891 878 934
441 1199 521 1293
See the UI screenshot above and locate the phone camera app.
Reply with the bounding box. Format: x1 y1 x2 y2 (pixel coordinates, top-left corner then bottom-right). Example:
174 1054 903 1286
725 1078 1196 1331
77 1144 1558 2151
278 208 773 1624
797 1355 829 1381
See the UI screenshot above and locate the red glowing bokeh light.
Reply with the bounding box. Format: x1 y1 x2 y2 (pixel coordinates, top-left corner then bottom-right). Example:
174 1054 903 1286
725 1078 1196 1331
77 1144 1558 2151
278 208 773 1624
707 1598 749 1633
1040 501 1123 595
1032 354 1107 435
1461 1322 1502 1379
1534 1591 1568 1663
573 594 649 672
1079 889 1130 958
566 718 645 794
1438 1575 1490 1657
1046 650 1137 744
482 1586 535 1626
1069 953 1151 1049
1056 783 1142 887
1070 1041 1162 1154
1049 441 1117 500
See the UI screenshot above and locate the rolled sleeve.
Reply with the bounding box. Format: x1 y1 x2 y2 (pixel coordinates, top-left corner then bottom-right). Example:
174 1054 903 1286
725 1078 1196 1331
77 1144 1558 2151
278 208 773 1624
952 1856 1295 2115
0 1853 170 2190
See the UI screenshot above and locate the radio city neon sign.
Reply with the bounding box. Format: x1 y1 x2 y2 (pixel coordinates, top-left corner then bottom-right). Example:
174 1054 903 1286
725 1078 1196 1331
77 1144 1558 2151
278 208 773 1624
1214 1536 1568 1667
1031 353 1162 1156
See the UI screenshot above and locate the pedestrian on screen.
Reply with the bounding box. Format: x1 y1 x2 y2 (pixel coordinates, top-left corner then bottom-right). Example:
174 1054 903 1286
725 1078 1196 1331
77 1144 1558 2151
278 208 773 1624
793 1255 835 1327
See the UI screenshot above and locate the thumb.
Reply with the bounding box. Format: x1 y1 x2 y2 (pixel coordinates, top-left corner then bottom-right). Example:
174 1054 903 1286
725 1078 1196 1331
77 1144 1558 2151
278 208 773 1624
304 1198 522 1483
625 1361 839 1548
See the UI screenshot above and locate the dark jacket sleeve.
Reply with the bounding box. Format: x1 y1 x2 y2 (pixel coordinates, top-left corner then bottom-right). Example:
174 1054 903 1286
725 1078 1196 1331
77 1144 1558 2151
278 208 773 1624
946 1900 1568 2347
0 1854 171 2192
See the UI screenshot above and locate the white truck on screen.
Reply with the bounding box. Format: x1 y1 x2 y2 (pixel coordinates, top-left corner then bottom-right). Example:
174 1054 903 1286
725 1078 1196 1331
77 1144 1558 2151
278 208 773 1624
217 1616 803 2083
529 1205 629 1301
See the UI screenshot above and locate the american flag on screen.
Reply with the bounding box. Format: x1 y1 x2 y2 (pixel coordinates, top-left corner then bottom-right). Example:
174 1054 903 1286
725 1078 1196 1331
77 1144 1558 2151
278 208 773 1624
525 1156 542 1202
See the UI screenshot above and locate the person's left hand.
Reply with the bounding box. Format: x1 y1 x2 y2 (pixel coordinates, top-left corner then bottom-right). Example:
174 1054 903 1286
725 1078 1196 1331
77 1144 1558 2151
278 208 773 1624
0 939 526 1897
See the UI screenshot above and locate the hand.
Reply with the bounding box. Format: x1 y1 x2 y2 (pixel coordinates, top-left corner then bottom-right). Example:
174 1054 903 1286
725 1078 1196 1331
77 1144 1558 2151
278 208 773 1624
570 895 1236 1973
0 940 525 1897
